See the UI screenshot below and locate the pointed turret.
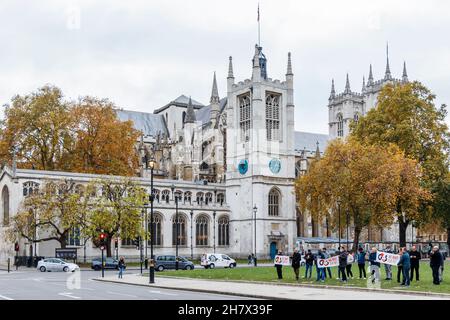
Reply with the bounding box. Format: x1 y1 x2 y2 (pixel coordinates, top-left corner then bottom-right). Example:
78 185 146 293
402 61 408 82
329 79 336 100
286 52 293 76
344 73 351 94
367 64 374 86
227 56 234 79
252 44 261 81
384 43 392 80
362 76 366 93
210 72 220 104
184 96 196 124
315 141 321 159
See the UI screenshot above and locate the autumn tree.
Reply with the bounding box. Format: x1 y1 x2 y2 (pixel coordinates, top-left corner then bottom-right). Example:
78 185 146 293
351 81 450 246
431 171 450 250
68 97 140 176
86 178 146 257
7 179 90 250
0 85 74 170
296 139 429 250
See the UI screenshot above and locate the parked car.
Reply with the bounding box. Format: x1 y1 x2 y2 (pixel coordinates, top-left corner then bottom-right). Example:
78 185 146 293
91 257 124 271
155 255 194 271
37 258 79 272
201 253 237 269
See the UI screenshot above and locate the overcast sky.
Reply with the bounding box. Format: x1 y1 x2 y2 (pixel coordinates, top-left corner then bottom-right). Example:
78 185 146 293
1 0 449 134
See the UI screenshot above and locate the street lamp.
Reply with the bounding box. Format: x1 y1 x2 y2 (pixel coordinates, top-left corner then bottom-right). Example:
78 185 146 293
213 211 216 253
190 210 194 260
253 204 257 267
411 220 415 248
346 210 349 250
337 199 341 250
171 183 175 201
149 156 156 284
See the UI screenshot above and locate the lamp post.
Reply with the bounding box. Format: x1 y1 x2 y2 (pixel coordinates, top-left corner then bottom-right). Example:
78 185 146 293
253 204 257 267
346 210 349 250
411 220 415 248
337 200 341 250
149 157 156 284
171 184 175 201
213 211 216 253
190 210 194 260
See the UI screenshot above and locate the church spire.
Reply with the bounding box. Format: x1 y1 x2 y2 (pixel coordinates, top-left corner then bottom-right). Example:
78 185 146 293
315 141 321 159
344 73 351 94
362 76 366 93
184 96 196 124
210 72 220 104
286 52 293 75
367 64 374 85
402 61 408 82
384 43 392 80
227 56 234 79
329 79 335 100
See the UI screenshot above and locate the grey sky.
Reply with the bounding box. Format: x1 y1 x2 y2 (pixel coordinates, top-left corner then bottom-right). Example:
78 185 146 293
1 0 449 134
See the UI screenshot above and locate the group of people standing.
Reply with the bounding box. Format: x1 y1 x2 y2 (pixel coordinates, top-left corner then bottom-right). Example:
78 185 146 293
280 245 446 286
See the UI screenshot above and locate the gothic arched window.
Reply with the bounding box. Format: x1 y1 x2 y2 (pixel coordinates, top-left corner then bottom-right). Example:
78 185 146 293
196 215 209 246
174 191 183 202
2 186 10 225
196 192 204 205
337 113 344 137
152 189 160 203
239 94 251 142
265 93 280 140
268 188 280 217
217 193 225 206
172 214 187 246
218 215 229 246
23 181 39 197
353 113 359 123
149 213 163 246
205 192 213 205
161 190 170 203
184 191 192 204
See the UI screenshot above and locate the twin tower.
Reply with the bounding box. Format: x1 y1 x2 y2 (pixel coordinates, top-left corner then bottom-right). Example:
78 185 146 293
225 44 296 257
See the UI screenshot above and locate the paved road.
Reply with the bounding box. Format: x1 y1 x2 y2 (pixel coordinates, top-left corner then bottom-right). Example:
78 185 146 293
0 270 256 300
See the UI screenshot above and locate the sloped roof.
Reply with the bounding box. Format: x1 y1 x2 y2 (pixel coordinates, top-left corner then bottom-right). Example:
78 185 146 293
116 109 168 137
294 131 330 154
154 94 204 114
196 98 227 125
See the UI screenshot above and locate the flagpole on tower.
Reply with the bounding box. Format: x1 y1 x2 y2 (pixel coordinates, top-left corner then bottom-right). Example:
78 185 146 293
257 3 260 47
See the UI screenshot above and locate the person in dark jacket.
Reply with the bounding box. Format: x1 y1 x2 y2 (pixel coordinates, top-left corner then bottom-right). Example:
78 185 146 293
409 245 421 281
338 246 348 282
430 246 444 285
274 250 283 280
304 249 314 279
291 249 301 281
357 247 367 279
368 247 380 284
118 256 126 279
398 247 411 286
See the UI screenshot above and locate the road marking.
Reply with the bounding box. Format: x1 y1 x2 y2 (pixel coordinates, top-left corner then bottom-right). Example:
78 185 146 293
58 292 81 299
106 291 138 298
148 290 178 296
0 294 13 300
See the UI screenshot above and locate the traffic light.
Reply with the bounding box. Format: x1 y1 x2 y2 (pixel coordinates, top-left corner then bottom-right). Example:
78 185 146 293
133 237 140 250
14 242 19 252
99 232 107 250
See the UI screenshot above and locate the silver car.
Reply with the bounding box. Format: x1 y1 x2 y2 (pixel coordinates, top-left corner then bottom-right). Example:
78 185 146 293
37 258 80 272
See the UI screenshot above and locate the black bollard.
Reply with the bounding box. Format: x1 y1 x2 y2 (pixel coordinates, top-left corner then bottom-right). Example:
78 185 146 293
8 258 10 273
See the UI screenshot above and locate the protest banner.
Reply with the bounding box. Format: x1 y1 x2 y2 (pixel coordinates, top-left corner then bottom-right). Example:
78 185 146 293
375 251 401 266
274 255 291 266
317 255 339 268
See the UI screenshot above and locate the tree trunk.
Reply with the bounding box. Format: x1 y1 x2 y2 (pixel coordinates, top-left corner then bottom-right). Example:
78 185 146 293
60 235 67 249
352 227 361 253
106 237 112 257
399 219 409 248
447 227 450 253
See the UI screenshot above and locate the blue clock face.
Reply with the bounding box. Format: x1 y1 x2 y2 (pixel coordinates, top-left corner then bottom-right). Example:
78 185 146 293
238 159 249 175
269 158 281 174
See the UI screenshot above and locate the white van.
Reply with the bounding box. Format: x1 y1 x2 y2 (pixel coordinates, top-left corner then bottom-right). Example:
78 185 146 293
200 253 237 269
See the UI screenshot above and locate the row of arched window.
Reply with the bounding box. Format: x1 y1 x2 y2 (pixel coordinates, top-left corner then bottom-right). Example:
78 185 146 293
336 113 360 137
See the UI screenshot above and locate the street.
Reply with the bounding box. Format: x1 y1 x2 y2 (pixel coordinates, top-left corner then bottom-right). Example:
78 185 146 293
0 270 256 300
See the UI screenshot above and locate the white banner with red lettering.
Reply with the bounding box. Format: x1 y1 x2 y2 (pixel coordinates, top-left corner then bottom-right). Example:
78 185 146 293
375 251 401 266
274 255 291 266
317 255 339 268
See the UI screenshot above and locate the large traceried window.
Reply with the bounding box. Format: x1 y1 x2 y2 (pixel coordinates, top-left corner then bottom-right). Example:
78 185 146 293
196 215 209 246
337 113 344 137
239 94 251 142
23 181 39 197
265 93 281 140
218 215 229 246
268 188 280 217
2 186 10 225
149 213 163 246
172 214 187 246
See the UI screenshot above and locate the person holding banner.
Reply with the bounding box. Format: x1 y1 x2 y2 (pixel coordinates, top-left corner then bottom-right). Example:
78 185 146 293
384 245 393 280
304 249 314 279
338 246 348 283
369 247 380 284
322 248 332 279
398 247 411 287
357 247 367 279
346 250 354 279
315 249 325 282
291 248 301 281
274 250 284 280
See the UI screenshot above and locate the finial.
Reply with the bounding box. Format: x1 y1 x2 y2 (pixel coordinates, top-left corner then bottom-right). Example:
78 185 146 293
315 141 320 159
362 76 366 93
329 79 336 100
344 73 351 94
286 52 293 75
184 96 196 124
227 56 234 78
368 64 374 85
402 61 408 82
384 42 392 80
210 72 220 104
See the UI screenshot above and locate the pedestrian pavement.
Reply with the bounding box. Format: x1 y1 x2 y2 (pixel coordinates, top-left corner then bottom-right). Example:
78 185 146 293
94 274 450 300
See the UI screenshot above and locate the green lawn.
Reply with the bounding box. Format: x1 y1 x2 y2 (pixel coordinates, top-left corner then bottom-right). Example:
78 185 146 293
159 260 450 294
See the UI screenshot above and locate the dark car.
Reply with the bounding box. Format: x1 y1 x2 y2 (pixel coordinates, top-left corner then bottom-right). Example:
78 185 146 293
91 257 124 271
155 255 194 271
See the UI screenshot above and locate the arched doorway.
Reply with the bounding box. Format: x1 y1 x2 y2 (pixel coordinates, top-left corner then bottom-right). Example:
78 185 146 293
269 242 277 259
